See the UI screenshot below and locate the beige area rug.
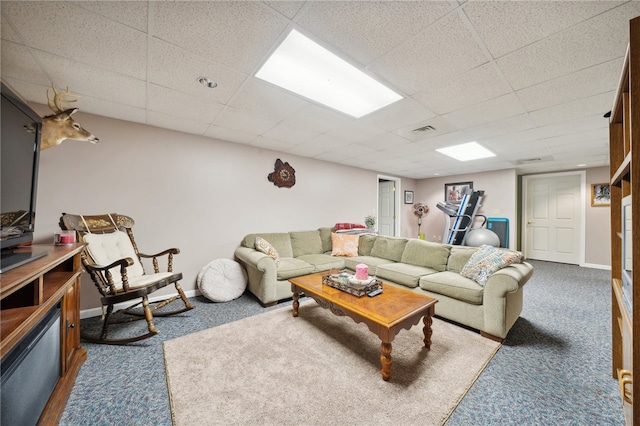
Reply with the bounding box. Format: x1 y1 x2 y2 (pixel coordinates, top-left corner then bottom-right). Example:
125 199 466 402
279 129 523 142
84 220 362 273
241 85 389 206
163 300 500 426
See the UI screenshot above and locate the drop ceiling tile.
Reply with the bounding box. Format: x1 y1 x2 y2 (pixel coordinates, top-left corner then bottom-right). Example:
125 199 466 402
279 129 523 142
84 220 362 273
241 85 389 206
2 2 147 79
149 38 248 105
147 110 211 136
529 91 616 127
282 104 352 135
261 122 320 145
148 84 224 124
1 14 21 43
229 78 309 122
204 125 256 145
250 135 298 152
497 2 640 90
536 114 608 140
325 121 386 144
213 106 276 135
442 93 525 129
263 1 306 20
1 41 50 85
70 96 147 125
31 50 147 109
293 1 454 65
463 113 536 140
517 59 623 111
152 2 288 74
371 11 488 95
358 132 411 151
413 63 511 115
71 1 148 31
464 1 622 59
360 97 437 133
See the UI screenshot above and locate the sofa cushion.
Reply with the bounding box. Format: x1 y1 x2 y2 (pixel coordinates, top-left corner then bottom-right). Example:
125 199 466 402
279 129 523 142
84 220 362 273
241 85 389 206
419 271 484 305
255 237 280 265
370 236 408 262
400 239 451 272
290 231 323 257
358 234 376 256
243 233 293 257
275 258 315 280
376 263 438 288
446 246 478 273
460 245 523 286
318 227 334 253
331 233 359 257
344 256 395 271
296 254 345 272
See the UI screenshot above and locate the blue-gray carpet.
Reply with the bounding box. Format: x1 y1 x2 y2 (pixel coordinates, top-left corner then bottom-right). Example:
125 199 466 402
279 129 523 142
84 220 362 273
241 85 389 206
59 260 624 425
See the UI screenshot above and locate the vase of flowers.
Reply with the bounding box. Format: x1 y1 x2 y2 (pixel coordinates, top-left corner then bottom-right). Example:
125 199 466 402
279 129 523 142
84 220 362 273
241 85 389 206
364 215 376 230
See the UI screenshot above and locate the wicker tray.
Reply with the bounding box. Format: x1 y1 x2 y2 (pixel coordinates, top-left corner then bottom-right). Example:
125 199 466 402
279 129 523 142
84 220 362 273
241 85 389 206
322 272 382 297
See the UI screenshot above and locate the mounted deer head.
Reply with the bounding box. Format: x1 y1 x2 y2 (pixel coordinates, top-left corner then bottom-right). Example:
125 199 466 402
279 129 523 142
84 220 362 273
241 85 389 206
40 85 99 150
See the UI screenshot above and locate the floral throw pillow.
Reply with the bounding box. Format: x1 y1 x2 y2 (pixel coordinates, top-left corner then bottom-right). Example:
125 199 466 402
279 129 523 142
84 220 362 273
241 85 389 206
255 237 280 265
460 245 523 286
331 233 359 257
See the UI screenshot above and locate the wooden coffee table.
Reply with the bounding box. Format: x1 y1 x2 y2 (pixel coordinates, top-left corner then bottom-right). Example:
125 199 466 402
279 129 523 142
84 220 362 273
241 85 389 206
289 272 437 381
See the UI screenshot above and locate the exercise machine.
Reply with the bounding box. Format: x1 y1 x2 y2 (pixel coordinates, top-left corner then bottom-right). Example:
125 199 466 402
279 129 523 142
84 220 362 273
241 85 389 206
436 188 485 245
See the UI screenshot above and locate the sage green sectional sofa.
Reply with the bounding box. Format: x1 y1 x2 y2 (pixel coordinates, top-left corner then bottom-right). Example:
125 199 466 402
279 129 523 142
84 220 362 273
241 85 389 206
234 228 533 340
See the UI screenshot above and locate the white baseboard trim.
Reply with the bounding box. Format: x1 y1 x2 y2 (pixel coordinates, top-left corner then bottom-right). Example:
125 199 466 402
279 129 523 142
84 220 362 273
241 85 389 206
581 263 611 271
80 288 201 319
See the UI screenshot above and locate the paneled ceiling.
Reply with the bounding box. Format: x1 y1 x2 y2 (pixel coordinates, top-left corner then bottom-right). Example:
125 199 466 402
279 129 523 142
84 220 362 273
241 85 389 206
2 1 639 178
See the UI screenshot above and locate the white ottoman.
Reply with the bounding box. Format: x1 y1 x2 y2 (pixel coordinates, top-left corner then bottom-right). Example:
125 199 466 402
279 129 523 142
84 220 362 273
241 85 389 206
197 259 248 302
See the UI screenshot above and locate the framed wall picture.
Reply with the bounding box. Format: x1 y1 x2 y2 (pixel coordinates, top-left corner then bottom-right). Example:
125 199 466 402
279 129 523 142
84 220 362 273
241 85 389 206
404 190 414 204
591 183 611 206
444 182 473 204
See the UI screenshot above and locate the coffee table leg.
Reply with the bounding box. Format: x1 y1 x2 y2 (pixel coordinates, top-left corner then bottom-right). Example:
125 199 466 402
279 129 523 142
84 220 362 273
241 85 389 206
380 342 392 381
292 286 300 317
423 314 433 349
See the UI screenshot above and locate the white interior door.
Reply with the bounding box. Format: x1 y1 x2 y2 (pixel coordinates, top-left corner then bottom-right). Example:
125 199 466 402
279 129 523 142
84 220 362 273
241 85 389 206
523 172 584 264
378 180 396 236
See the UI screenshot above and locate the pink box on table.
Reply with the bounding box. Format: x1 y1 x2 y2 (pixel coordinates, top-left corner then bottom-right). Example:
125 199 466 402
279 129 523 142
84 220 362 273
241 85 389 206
355 263 368 280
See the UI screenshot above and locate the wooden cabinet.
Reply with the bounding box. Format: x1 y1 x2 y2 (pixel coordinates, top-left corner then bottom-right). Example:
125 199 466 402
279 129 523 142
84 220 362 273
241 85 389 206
0 244 87 425
610 16 640 426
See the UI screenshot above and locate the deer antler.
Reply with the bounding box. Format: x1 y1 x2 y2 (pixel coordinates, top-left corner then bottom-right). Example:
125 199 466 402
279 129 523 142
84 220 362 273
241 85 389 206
47 84 78 113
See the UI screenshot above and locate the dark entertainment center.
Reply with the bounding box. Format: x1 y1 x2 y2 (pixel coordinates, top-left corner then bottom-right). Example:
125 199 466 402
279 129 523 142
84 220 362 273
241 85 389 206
1 81 87 424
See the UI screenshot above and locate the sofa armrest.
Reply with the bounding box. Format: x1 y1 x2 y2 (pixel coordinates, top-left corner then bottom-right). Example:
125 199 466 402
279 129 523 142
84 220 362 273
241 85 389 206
484 261 534 297
234 246 279 305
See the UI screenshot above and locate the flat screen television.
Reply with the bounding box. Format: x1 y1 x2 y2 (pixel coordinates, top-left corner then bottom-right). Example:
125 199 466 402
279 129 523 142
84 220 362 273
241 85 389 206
1 81 46 272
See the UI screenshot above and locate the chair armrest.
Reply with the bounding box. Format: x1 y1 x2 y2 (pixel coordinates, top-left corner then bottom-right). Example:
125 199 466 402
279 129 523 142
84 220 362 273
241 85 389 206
234 246 272 270
84 257 135 293
139 248 180 258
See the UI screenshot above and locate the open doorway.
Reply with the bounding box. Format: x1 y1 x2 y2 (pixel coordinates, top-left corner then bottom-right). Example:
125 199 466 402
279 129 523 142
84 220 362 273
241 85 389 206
377 175 401 237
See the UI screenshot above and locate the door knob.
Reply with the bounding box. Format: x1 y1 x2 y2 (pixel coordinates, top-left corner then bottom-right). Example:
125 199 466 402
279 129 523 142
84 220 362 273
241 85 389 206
527 221 534 225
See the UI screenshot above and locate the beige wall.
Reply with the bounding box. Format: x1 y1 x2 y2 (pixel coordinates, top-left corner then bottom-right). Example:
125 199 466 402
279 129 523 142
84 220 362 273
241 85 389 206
30 105 610 311
31 106 387 310
585 166 611 267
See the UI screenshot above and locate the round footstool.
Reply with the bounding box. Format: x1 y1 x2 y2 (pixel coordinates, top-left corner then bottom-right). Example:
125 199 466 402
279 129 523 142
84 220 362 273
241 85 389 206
197 259 248 302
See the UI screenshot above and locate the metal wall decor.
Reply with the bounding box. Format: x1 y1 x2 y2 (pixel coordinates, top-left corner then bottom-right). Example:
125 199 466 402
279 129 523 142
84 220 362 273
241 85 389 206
268 159 296 188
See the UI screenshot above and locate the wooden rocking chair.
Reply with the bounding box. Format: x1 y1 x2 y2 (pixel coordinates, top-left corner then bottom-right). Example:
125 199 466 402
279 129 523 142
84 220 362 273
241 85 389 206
60 213 194 344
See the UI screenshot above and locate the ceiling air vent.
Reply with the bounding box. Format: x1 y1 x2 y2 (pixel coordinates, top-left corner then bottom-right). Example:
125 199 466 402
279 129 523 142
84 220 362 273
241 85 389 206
516 155 554 165
412 124 436 133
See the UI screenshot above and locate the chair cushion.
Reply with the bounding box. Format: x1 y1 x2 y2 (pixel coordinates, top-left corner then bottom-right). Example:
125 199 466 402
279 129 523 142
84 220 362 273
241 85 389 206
197 259 248 302
331 233 359 257
83 230 144 289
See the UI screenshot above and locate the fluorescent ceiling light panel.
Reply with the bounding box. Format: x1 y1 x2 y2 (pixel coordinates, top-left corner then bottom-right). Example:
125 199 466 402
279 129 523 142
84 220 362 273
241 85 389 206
436 142 496 161
255 29 403 118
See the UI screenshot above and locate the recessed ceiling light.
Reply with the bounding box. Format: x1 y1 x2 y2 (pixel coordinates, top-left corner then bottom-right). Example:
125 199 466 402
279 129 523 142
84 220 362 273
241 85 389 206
255 29 402 118
436 142 496 161
197 77 217 89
